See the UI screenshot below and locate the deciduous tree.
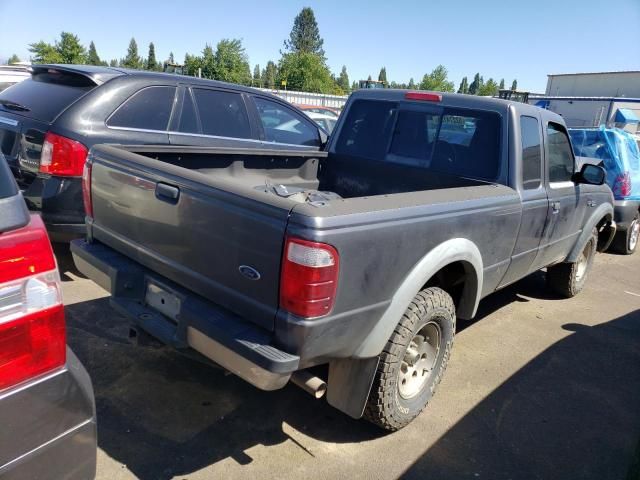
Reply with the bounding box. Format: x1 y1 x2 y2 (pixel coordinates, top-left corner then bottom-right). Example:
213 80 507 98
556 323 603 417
419 65 454 92
7 54 21 64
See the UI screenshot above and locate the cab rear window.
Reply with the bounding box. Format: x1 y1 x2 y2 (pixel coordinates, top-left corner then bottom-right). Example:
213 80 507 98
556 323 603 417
335 100 502 180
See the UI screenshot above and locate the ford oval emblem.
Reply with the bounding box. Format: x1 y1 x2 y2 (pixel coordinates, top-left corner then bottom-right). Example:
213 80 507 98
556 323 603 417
239 265 261 281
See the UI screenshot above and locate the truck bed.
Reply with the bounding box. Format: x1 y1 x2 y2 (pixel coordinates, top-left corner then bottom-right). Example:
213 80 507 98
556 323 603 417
86 144 514 334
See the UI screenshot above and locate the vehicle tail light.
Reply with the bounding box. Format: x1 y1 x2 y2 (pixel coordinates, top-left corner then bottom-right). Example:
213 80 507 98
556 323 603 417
280 237 339 318
39 132 88 177
0 215 65 391
405 92 442 102
613 171 632 198
82 160 93 217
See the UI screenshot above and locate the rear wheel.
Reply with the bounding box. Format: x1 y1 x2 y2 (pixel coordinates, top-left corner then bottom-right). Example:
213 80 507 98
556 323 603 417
364 287 455 431
547 227 598 297
611 213 639 255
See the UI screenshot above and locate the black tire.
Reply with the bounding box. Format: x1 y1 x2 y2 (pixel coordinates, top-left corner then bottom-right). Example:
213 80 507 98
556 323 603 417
364 287 455 431
610 213 639 255
547 227 598 297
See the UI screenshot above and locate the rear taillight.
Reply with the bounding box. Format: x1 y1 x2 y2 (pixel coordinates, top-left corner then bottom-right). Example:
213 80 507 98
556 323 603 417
0 215 65 391
39 132 88 177
279 237 339 318
82 160 93 217
613 171 632 198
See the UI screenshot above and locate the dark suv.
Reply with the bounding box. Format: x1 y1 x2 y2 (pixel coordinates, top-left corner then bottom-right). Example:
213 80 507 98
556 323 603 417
0 64 325 241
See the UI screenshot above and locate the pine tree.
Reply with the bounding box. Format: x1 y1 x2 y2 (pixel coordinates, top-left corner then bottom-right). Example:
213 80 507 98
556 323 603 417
253 64 261 87
457 76 469 94
146 42 158 70
419 65 454 92
109 59 118 67
337 65 350 93
408 78 416 89
468 73 482 95
168 52 175 64
499 78 505 90
378 67 387 85
511 79 518 91
367 74 372 81
87 41 102 65
351 80 358 91
122 38 141 69
7 54 20 64
283 7 325 58
478 78 499 96
262 60 277 89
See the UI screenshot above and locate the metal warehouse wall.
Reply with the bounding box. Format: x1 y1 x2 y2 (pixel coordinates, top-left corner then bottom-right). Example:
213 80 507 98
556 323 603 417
546 72 640 97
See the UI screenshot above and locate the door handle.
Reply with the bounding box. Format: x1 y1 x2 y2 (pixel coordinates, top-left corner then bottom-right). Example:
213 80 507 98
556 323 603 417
155 183 180 203
551 201 561 214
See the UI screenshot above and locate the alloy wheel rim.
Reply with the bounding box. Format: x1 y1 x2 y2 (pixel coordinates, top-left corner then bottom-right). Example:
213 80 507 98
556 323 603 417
398 321 441 399
575 241 592 282
629 220 639 252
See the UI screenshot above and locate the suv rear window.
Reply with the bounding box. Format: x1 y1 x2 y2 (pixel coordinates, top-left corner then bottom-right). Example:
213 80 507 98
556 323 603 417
0 71 96 123
0 152 18 199
335 100 502 180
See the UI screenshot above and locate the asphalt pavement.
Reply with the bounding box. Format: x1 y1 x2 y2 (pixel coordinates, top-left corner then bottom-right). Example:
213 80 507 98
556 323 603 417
56 245 640 480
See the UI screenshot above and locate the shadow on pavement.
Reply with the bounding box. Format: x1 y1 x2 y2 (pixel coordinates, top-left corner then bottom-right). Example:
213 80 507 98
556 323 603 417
65 297 382 480
401 309 640 480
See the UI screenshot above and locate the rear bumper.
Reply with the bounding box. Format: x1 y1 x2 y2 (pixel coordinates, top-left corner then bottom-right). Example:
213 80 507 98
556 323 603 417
614 200 640 231
70 239 299 391
0 348 97 480
18 174 85 242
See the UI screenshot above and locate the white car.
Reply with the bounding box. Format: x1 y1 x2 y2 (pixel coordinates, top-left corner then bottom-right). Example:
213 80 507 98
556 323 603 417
304 111 337 134
0 63 31 92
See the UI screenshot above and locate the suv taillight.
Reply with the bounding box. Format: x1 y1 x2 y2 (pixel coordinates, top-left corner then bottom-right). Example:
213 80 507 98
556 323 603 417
613 171 632 198
39 132 88 177
82 160 93 217
0 215 65 391
279 237 339 318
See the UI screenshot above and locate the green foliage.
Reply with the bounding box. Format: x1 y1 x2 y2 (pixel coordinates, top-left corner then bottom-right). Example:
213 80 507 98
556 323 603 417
214 39 251 85
408 78 416 89
277 51 335 93
511 79 518 90
262 61 277 89
378 67 387 85
468 72 482 95
29 32 86 64
457 76 469 94
7 54 21 64
87 41 103 66
367 74 372 81
146 42 159 70
499 78 505 90
183 53 202 76
168 52 175 64
337 65 350 93
478 78 499 96
283 7 325 58
351 80 358 91
121 38 141 69
419 65 454 92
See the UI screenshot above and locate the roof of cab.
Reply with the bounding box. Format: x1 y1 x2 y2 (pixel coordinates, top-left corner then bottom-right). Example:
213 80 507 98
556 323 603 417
349 88 564 122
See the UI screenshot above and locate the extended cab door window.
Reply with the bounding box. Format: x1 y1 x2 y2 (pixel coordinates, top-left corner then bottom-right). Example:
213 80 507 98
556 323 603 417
253 97 320 147
520 116 542 189
192 88 251 139
107 86 177 131
547 122 575 183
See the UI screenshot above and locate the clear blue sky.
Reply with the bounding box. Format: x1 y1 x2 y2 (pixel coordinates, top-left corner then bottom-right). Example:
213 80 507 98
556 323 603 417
1 0 638 93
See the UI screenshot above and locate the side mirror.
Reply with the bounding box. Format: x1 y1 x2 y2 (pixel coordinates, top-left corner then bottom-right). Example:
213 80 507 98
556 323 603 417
573 163 606 186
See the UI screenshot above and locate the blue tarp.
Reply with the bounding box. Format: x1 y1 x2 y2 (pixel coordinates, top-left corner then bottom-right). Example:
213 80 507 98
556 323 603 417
569 126 640 200
614 108 639 124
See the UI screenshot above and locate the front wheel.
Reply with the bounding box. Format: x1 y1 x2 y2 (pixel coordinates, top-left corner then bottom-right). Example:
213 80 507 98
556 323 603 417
364 287 455 431
611 213 639 255
547 227 598 297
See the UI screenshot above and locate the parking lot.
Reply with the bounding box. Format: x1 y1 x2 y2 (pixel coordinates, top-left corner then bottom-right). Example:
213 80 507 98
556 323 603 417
54 244 640 480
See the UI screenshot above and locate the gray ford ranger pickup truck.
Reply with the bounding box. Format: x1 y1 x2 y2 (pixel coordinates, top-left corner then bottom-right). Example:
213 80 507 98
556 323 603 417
71 90 615 431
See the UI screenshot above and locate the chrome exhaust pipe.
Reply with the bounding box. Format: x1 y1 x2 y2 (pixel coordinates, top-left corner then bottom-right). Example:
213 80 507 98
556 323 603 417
291 371 327 399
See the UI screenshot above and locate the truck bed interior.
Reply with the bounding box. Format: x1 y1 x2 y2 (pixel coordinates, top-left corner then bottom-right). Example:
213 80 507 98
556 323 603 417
127 147 489 201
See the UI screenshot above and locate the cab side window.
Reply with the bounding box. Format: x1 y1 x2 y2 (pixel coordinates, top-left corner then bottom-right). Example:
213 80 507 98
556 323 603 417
520 116 542 189
108 86 176 131
547 122 575 183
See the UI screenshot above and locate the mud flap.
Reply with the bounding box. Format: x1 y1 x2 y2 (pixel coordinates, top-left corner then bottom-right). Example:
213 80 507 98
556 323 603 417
327 357 379 419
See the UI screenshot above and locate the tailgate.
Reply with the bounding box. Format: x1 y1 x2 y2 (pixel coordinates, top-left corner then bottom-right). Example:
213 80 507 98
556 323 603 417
88 147 295 330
